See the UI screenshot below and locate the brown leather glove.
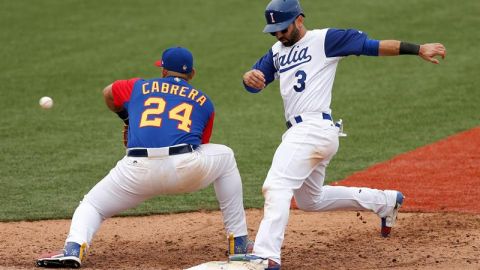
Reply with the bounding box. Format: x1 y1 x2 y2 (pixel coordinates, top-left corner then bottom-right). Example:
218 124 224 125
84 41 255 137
123 124 128 147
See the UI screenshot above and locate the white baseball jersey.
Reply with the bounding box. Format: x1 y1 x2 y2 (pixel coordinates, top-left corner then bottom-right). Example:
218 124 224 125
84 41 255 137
272 29 339 119
246 28 379 121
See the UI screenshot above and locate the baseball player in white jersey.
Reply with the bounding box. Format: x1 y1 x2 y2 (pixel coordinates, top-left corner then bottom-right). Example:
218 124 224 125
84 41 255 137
236 0 446 269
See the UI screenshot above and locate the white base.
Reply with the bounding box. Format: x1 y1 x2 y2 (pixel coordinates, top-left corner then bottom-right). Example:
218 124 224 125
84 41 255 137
185 261 265 270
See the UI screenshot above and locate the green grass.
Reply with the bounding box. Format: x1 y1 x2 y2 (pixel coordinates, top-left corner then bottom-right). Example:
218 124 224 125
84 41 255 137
0 0 478 221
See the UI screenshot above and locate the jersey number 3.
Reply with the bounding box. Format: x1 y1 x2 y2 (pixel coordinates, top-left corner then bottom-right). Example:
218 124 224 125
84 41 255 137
294 70 307 92
140 97 193 132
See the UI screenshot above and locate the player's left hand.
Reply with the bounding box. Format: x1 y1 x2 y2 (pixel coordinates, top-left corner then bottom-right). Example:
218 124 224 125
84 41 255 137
123 124 128 147
419 43 446 64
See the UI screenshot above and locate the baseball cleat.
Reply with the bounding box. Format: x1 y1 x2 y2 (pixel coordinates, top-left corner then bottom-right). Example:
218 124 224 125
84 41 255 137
229 254 281 270
232 235 254 255
381 191 404 237
36 242 87 268
265 259 281 270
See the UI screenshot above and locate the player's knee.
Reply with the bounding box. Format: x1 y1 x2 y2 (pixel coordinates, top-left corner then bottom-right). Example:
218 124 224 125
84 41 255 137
262 186 293 203
262 183 282 199
221 145 237 165
294 198 316 211
81 197 108 219
293 192 323 211
261 183 271 196
223 145 235 157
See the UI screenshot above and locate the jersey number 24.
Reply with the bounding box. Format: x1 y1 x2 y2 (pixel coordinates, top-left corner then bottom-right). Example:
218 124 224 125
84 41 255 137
139 97 193 132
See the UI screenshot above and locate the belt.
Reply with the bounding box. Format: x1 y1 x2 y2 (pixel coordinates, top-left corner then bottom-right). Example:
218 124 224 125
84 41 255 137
286 113 332 129
127 144 197 157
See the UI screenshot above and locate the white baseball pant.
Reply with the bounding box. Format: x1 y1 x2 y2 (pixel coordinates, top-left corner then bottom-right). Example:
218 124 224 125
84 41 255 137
252 113 398 264
65 143 248 246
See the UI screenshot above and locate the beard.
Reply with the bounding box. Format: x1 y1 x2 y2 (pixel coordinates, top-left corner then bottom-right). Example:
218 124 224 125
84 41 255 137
281 25 301 47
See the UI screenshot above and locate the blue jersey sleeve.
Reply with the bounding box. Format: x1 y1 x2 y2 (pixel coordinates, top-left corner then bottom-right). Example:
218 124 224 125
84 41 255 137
244 49 277 93
325 28 379 57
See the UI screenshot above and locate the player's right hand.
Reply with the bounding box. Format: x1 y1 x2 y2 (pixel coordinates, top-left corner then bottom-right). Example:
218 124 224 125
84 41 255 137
243 69 266 90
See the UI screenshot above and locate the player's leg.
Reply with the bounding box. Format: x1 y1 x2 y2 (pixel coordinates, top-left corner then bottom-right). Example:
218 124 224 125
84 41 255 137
294 168 397 217
38 157 156 268
158 144 249 251
66 156 157 245
191 144 249 250
253 123 336 264
291 119 399 216
253 185 293 265
294 157 403 236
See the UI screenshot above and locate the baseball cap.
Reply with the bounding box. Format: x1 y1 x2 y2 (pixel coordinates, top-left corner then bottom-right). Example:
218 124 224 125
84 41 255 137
155 47 193 74
263 0 304 33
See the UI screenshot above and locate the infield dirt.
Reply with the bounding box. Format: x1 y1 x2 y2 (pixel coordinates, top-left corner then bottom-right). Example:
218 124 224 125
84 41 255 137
1 210 479 269
1 127 479 269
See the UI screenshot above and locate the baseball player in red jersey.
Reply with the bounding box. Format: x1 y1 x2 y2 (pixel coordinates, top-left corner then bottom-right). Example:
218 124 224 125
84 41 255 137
36 47 252 268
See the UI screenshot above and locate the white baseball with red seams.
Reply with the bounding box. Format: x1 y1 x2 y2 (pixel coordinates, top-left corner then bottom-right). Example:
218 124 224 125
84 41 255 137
39 96 53 109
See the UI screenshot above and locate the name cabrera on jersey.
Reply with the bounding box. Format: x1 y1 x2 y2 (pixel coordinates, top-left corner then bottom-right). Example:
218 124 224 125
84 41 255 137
112 77 215 148
245 28 379 121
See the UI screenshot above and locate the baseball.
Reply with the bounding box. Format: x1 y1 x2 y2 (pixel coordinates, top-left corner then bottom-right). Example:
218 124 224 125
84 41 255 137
39 96 53 109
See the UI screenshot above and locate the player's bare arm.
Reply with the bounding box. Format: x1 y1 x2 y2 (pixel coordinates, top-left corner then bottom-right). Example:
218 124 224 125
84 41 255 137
243 69 266 90
103 84 123 112
103 83 129 128
379 40 446 64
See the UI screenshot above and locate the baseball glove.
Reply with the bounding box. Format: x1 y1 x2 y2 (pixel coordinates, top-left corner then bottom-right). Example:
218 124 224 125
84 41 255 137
123 124 128 147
